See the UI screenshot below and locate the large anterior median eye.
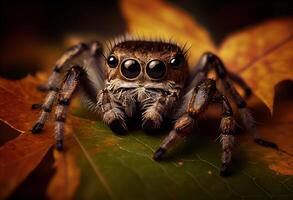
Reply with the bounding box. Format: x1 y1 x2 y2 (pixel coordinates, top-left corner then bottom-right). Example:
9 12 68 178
121 59 141 79
146 60 166 79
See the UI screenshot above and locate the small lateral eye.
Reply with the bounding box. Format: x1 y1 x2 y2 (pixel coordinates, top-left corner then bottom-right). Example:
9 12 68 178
170 56 182 69
107 55 118 68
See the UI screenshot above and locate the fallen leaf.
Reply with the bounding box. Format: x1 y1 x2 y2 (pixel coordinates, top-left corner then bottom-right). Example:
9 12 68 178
46 147 80 200
219 18 293 112
2 76 293 199
0 76 80 200
0 76 55 199
245 100 293 175
0 132 53 200
0 76 45 132
71 100 293 199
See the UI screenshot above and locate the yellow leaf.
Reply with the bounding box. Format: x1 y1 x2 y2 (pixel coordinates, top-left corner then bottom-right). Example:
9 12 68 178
219 18 293 111
0 76 80 199
120 0 216 69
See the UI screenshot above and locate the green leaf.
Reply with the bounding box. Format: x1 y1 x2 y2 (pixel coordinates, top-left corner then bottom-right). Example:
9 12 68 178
72 108 293 200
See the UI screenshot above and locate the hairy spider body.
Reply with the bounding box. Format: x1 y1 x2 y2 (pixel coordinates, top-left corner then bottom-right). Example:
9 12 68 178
31 37 277 176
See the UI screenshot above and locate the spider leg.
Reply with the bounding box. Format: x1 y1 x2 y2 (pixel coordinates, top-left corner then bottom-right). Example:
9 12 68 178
214 93 236 176
32 41 103 102
142 91 178 132
141 95 165 132
192 52 251 98
97 89 127 134
194 52 278 149
154 78 237 176
154 79 216 160
35 43 88 93
31 88 59 133
228 72 252 98
31 41 104 133
54 66 83 150
31 103 43 109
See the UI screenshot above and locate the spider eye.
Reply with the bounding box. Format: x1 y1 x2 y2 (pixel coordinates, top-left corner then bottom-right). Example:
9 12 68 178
146 60 166 79
170 56 182 69
121 59 141 79
107 55 118 68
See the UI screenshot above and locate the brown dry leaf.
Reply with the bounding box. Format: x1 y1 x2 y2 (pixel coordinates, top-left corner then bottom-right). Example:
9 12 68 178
120 0 293 112
0 132 53 200
243 99 293 175
0 76 80 199
0 75 48 132
46 147 80 200
120 0 216 69
0 76 54 199
219 18 293 111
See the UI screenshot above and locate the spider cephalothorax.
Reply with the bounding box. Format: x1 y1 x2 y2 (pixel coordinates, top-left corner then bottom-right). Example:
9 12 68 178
102 40 188 133
31 37 277 176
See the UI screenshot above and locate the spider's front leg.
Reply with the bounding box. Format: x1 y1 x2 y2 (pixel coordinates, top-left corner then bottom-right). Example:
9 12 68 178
192 52 278 149
54 66 83 150
154 79 237 176
153 79 216 159
141 91 178 132
97 89 127 134
215 94 236 176
32 65 84 150
31 41 104 150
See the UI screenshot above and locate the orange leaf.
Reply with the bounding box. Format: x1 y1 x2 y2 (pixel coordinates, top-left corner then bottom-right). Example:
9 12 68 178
0 76 80 199
244 99 293 175
219 18 293 111
0 76 45 132
46 147 80 200
120 0 216 69
0 76 54 199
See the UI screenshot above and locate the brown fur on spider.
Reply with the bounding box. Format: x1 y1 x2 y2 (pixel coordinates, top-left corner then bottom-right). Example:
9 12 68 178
31 36 278 177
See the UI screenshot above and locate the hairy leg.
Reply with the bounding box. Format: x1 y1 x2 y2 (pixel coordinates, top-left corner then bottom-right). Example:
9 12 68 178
33 65 83 150
54 66 83 150
154 78 238 176
31 41 105 151
32 41 104 130
31 89 59 133
32 41 104 106
97 89 127 134
195 52 278 149
214 94 236 176
154 79 216 159
141 91 178 132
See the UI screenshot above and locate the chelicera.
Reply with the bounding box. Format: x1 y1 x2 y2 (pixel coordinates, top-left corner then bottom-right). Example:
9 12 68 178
31 37 277 176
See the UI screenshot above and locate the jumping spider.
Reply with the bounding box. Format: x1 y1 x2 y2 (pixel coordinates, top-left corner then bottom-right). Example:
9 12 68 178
31 37 277 176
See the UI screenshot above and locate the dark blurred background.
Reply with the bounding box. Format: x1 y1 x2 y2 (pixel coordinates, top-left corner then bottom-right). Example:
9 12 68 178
1 0 292 79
